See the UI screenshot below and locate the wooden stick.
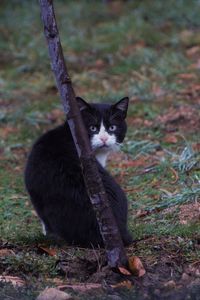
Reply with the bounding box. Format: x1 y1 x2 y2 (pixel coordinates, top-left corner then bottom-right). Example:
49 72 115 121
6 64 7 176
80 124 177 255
38 0 127 268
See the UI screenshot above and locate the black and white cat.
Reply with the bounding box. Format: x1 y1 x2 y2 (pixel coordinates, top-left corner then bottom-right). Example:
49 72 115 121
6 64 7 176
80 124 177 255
24 97 132 247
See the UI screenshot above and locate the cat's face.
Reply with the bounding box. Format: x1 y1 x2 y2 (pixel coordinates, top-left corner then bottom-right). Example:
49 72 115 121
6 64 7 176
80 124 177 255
76 97 129 152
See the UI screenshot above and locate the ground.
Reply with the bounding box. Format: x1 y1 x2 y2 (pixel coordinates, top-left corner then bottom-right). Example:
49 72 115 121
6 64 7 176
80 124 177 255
0 0 200 299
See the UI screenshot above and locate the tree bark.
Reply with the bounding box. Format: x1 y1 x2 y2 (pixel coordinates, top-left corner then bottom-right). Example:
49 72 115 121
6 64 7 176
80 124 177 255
38 0 128 268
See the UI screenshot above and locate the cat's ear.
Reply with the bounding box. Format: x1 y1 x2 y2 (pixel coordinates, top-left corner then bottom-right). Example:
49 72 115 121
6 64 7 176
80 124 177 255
76 97 91 111
111 97 129 118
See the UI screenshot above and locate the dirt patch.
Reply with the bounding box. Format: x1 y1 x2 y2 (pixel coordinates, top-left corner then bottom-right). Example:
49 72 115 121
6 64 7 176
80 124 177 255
1 239 199 299
40 240 200 298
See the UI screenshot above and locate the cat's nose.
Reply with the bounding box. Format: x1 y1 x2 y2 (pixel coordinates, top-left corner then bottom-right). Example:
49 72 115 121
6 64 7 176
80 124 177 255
100 136 108 143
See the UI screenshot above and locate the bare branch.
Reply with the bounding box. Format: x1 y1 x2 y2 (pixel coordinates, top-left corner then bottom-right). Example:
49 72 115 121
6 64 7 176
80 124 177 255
38 0 128 268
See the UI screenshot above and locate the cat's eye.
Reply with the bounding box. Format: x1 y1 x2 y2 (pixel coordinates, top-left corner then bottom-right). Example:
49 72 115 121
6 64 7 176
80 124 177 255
109 125 117 132
89 125 98 132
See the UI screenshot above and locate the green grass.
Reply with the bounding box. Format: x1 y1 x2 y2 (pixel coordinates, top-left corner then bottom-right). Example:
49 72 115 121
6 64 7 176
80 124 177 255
0 0 200 298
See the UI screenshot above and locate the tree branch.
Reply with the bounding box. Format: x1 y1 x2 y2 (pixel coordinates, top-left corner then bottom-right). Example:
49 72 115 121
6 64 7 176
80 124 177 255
38 0 128 268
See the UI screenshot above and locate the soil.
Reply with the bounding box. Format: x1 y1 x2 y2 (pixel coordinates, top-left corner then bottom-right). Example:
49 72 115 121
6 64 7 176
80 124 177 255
1 238 200 299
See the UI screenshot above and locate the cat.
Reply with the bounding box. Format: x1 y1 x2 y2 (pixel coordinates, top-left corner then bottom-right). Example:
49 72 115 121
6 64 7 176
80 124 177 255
24 96 132 247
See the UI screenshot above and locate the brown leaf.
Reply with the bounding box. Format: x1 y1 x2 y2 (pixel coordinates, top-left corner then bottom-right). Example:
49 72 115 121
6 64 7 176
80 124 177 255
186 46 200 57
111 280 132 289
0 249 15 257
128 256 146 277
163 134 178 144
135 210 148 218
152 85 166 97
38 246 58 256
95 59 105 69
163 280 176 289
0 126 19 139
118 266 132 276
143 119 153 127
113 157 149 169
37 288 72 300
177 73 197 80
0 276 25 287
181 273 190 281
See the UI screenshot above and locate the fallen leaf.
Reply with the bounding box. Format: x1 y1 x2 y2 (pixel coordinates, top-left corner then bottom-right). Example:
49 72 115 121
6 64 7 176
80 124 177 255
163 280 176 289
180 220 188 225
112 157 149 169
38 246 58 256
0 249 15 257
186 46 200 57
127 116 143 126
163 134 178 144
95 59 105 69
152 85 166 97
111 280 132 289
135 210 148 218
37 288 72 300
143 119 153 127
0 126 19 139
128 256 146 277
118 266 132 276
177 73 197 80
0 276 25 287
181 273 190 281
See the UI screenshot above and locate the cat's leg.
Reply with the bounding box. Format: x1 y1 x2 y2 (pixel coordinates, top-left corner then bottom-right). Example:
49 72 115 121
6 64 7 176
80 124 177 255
40 220 47 236
40 219 53 236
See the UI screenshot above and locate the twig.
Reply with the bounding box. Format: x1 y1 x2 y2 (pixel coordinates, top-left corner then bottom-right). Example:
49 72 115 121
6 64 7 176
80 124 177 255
58 283 102 292
38 0 128 268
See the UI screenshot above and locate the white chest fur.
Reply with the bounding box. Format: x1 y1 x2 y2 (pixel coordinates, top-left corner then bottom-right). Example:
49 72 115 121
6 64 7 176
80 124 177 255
95 148 110 167
91 122 117 167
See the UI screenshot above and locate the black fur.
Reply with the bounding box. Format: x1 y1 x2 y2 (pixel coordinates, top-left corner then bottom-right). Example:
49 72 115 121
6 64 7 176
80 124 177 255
24 97 132 247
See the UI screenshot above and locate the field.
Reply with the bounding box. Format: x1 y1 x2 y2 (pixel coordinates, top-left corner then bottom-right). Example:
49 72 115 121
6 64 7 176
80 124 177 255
0 1 200 299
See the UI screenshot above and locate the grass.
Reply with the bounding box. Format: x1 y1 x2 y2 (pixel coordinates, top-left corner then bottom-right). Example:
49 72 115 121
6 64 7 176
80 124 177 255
0 0 200 299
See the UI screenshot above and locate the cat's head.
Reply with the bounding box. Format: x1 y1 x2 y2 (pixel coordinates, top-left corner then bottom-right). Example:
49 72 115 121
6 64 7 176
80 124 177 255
76 97 129 152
